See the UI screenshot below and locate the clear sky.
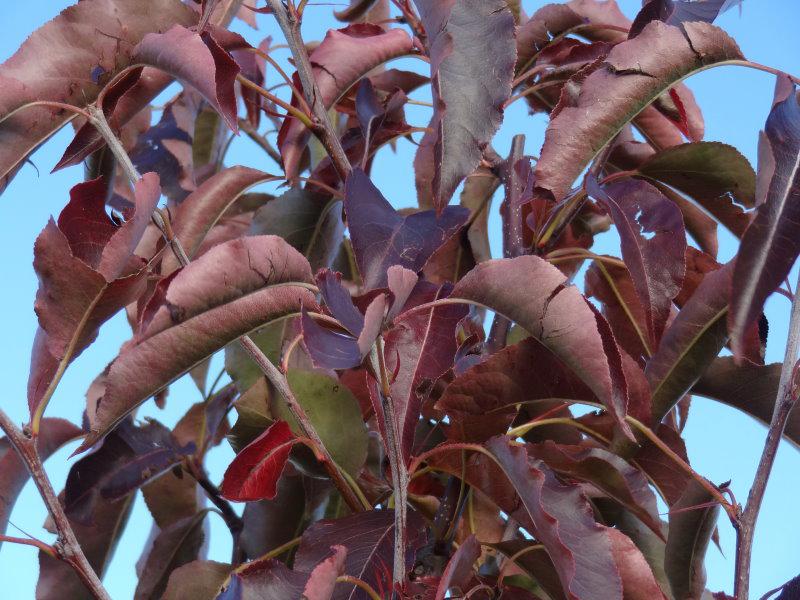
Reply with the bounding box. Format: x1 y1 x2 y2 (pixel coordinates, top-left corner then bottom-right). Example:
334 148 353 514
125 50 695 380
0 1 798 598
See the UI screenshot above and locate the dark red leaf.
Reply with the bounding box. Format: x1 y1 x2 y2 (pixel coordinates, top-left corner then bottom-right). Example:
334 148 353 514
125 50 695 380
220 420 295 502
434 534 481 600
345 168 469 289
630 0 741 39
607 528 669 600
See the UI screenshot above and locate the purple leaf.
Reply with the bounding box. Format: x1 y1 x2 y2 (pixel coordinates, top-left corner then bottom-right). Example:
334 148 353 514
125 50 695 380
345 168 469 289
412 0 516 212
301 306 362 370
318 269 364 335
630 0 741 39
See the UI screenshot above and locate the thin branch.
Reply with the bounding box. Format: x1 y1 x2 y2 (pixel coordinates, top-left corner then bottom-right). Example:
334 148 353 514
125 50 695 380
336 575 383 600
238 118 282 165
0 534 56 557
0 410 111 600
266 0 352 181
735 269 800 600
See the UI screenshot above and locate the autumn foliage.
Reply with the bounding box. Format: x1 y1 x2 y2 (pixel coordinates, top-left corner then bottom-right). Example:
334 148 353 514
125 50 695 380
2 0 800 599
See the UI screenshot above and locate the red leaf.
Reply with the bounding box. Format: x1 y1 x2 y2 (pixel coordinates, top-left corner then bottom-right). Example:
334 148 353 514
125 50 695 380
221 420 296 502
434 534 481 600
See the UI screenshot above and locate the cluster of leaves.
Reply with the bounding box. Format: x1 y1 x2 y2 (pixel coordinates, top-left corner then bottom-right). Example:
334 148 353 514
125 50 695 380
1 0 799 599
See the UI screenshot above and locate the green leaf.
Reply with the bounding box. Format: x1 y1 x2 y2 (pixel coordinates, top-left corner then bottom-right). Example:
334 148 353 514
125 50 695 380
275 369 368 476
162 561 231 600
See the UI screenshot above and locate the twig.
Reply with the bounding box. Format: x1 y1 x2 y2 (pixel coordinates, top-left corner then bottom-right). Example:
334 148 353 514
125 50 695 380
266 0 352 181
0 534 56 557
89 104 365 514
0 410 111 600
185 460 245 564
734 270 800 599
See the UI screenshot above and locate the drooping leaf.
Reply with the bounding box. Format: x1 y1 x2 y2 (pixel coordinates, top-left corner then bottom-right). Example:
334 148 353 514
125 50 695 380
692 357 800 448
436 337 595 443
646 263 733 422
80 236 317 451
133 25 241 130
0 418 82 544
273 369 368 477
220 420 296 502
293 509 428 600
345 168 469 289
162 561 232 600
535 20 743 201
615 510 671 596
730 81 800 357
412 0 516 211
383 282 468 461
588 178 686 345
429 437 623 600
451 256 632 438
515 4 585 73
527 441 663 538
160 168 279 274
633 141 755 238
0 0 197 192
664 480 721 600
278 24 414 179
134 510 209 600
28 174 160 425
301 306 362 370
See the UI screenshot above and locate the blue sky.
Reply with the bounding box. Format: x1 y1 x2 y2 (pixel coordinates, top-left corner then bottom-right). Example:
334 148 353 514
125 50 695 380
1 1 799 598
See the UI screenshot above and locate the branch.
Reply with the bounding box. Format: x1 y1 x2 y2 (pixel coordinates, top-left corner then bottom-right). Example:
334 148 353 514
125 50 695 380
88 104 365 515
486 134 526 354
370 338 408 594
266 0 352 181
0 410 111 600
735 269 800 600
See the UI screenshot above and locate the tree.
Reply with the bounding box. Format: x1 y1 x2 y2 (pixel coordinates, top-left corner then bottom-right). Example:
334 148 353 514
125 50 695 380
0 0 798 598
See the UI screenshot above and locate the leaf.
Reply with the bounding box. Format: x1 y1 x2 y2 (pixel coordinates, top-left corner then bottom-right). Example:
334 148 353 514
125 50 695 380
633 142 755 238
278 24 414 179
692 357 800 447
615 511 671 596
134 510 209 600
730 81 800 357
588 178 686 345
345 168 469 289
452 256 632 438
273 369 368 477
37 493 135 600
28 174 160 425
221 420 295 502
515 4 584 73
0 418 82 544
435 534 481 600
80 235 317 451
664 480 720 600
293 509 428 600
646 263 733 422
0 0 197 192
430 437 623 600
301 306 362 370
318 269 365 335
383 283 468 461
412 0 516 211
607 528 669 600
162 166 279 274
528 441 663 539
535 20 743 201
162 560 232 600
436 337 596 443
303 545 348 600
250 187 345 272
133 25 240 130
335 0 381 22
